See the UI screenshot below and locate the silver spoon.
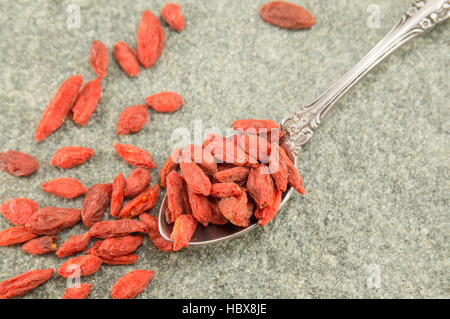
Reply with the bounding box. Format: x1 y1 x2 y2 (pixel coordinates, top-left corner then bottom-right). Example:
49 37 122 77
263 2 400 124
159 0 449 246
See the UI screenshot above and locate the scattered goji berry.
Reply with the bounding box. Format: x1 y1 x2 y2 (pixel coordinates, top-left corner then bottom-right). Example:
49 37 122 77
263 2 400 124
0 151 39 177
145 91 184 113
89 220 146 238
56 232 91 258
86 240 102 255
218 192 251 227
165 171 184 224
63 283 93 299
42 177 88 199
247 164 275 209
208 200 229 225
136 10 164 69
139 213 174 252
180 161 211 196
58 254 103 278
34 75 83 142
213 166 250 184
125 167 151 197
116 105 149 135
170 214 198 251
113 41 140 77
159 147 182 188
21 236 57 255
1 198 38 226
0 226 38 246
95 235 143 258
70 77 102 126
81 183 113 227
210 182 242 198
186 186 212 227
161 3 186 31
183 144 217 175
118 185 159 219
111 269 154 299
110 173 126 218
0 268 54 299
101 254 139 265
232 119 280 132
25 207 81 235
114 143 156 168
260 1 315 30
255 189 283 226
89 40 109 78
50 146 95 169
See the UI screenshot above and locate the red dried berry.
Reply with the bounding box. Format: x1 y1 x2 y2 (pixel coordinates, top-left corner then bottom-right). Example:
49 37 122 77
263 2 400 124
116 105 149 135
111 270 154 299
96 235 144 258
206 136 258 167
81 183 113 227
159 147 182 188
139 213 174 252
56 232 91 258
0 227 38 246
0 151 39 177
101 254 139 265
1 198 38 226
210 182 242 198
58 254 103 278
89 219 146 238
0 268 54 299
232 119 280 132
119 185 159 219
125 168 151 197
247 165 275 209
269 144 289 192
255 189 283 226
165 171 184 224
218 192 251 227
114 143 156 168
260 1 315 30
50 146 95 169
213 166 250 184
70 78 102 126
170 214 198 251
186 186 212 227
136 10 164 69
34 75 83 142
208 200 229 225
113 41 140 77
89 40 108 78
25 207 81 235
63 283 93 299
161 3 186 31
21 236 57 255
279 147 306 194
145 91 184 113
110 173 126 218
237 133 272 163
42 177 88 199
183 144 217 175
180 161 211 196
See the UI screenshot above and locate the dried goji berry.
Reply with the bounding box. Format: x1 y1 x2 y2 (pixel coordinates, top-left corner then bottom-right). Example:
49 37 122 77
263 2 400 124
279 147 306 194
50 146 95 169
81 183 112 227
138 213 174 252
111 270 154 299
181 182 192 215
95 235 143 258
210 182 242 198
218 191 251 227
161 3 186 31
165 171 185 224
0 226 38 246
206 136 258 167
0 268 54 299
237 133 272 163
21 236 57 255
34 75 83 142
159 147 182 188
25 207 81 235
269 144 289 192
113 41 140 77
208 200 228 225
89 219 146 238
260 1 315 30
247 164 275 209
110 173 126 218
186 186 212 227
145 91 184 113
114 143 156 168
136 10 164 69
118 185 159 219
213 166 250 184
116 105 149 135
231 119 280 132
180 161 211 196
70 77 102 126
183 144 217 175
86 240 102 255
0 151 39 177
1 198 38 226
255 189 282 226
42 177 88 199
58 254 103 278
56 232 91 258
101 254 139 265
89 40 109 78
170 214 197 251
125 168 151 197
63 283 93 299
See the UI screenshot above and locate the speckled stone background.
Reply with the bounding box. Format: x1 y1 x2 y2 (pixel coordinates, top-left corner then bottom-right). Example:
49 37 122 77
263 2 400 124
0 0 448 299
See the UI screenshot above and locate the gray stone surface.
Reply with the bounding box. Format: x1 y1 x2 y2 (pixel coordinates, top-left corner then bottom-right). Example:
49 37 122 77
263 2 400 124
0 0 448 299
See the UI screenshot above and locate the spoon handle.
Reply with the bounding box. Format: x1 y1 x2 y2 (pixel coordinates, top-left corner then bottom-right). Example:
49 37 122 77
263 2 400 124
282 0 449 154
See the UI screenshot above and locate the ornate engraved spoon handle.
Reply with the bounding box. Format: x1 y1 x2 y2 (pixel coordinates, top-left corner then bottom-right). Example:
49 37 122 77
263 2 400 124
282 0 449 154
